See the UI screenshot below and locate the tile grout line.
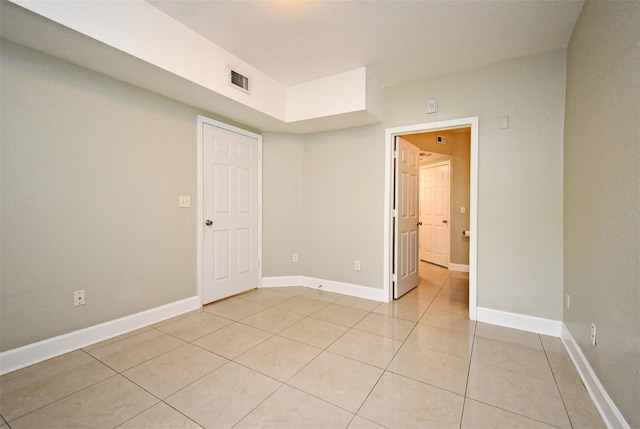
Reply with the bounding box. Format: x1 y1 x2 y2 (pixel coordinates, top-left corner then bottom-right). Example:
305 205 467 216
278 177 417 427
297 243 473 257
541 337 577 429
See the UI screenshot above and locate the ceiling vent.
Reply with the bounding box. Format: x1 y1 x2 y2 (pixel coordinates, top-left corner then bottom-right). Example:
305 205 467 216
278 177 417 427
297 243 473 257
229 69 250 93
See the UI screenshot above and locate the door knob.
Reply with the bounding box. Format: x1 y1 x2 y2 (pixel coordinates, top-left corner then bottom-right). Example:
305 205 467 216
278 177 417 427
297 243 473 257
442 220 448 224
205 220 213 226
417 221 423 226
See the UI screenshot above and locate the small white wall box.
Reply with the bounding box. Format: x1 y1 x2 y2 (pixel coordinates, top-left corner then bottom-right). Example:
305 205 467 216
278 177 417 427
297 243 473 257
426 99 438 113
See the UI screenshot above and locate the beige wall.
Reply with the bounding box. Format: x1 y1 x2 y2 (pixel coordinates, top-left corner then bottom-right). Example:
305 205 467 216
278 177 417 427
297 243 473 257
0 41 219 351
262 133 304 277
262 126 385 288
300 125 385 287
404 129 471 265
563 1 640 426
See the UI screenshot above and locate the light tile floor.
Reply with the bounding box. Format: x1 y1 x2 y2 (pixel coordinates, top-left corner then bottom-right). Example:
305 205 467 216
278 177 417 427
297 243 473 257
0 263 605 428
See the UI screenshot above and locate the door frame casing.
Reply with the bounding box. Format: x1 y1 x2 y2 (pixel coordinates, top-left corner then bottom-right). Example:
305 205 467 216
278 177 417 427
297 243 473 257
197 115 263 307
384 117 478 320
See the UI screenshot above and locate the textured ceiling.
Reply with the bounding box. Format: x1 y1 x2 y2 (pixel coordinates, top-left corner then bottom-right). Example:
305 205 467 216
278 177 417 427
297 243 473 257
148 0 584 86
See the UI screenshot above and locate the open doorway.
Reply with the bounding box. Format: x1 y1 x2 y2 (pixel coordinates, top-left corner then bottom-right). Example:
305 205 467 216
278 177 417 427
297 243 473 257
384 118 478 320
406 128 471 271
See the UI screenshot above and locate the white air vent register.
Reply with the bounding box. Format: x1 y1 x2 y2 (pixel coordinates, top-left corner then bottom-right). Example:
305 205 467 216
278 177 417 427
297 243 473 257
229 69 250 93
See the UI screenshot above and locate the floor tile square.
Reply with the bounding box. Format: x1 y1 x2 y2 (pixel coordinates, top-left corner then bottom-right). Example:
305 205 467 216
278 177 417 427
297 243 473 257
328 329 402 368
235 335 321 382
388 341 470 395
373 301 427 322
279 317 348 349
80 327 154 353
154 311 232 341
548 354 584 388
354 312 416 341
540 334 569 357
472 337 553 380
86 329 185 372
348 415 386 428
239 289 293 307
557 382 606 428
358 371 464 429
274 295 330 315
397 287 437 306
192 322 272 359
9 375 157 429
405 323 473 358
117 402 203 429
334 295 380 311
461 398 557 428
428 296 469 315
466 361 571 428
166 362 281 428
0 351 115 421
475 322 543 350
203 299 265 321
122 344 227 398
234 385 353 428
240 307 305 333
289 351 383 413
310 303 369 327
419 308 476 334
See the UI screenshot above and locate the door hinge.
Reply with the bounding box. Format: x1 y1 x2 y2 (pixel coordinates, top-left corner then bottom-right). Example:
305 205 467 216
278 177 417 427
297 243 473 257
393 150 398 159
393 209 398 218
392 273 397 282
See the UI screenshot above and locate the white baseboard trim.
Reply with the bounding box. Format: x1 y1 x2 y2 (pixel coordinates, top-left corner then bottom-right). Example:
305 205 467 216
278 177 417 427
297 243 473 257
476 306 562 337
261 276 304 288
561 324 630 429
262 276 388 302
448 263 470 272
0 296 201 375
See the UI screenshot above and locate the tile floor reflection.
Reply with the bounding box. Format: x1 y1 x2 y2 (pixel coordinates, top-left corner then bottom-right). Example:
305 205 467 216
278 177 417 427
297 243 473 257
0 262 605 428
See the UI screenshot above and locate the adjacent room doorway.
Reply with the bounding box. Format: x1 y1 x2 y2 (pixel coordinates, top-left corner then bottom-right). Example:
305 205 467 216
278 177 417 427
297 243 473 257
385 117 478 320
420 160 451 267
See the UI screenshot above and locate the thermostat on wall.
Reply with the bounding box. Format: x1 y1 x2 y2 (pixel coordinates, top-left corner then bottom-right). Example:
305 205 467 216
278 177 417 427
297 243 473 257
426 99 438 114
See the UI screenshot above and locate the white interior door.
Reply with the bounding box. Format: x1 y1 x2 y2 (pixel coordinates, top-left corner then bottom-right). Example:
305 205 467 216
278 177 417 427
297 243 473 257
420 162 450 267
394 137 420 299
202 122 260 304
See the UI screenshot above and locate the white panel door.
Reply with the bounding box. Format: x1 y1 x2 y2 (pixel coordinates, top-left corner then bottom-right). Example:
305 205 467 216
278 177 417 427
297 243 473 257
420 162 450 267
394 137 420 299
203 123 259 304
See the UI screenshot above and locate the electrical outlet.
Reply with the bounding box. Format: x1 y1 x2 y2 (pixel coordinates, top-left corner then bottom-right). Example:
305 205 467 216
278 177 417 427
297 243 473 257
292 253 299 263
566 293 571 310
354 260 361 271
74 290 85 306
591 323 597 346
460 206 466 214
